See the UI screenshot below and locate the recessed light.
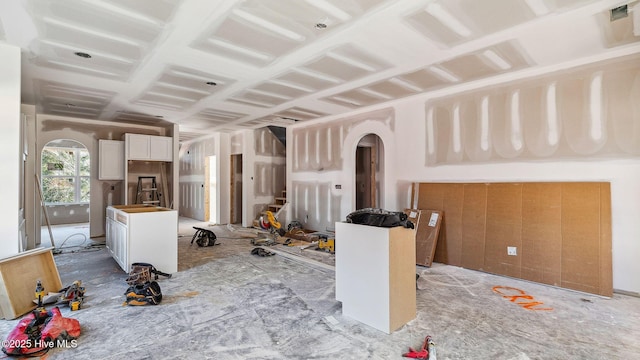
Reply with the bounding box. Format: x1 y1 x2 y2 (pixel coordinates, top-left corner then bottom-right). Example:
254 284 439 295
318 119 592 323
206 81 217 86
74 52 92 58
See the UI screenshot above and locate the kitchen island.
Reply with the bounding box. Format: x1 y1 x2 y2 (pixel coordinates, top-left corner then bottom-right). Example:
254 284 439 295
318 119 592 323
106 205 178 274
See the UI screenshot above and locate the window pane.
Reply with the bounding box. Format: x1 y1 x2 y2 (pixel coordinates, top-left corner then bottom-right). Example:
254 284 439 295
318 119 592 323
41 148 76 176
42 177 75 204
79 149 90 176
80 177 90 203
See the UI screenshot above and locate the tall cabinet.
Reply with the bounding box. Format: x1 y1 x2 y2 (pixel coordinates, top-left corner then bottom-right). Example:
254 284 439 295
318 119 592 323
123 133 173 206
98 134 174 206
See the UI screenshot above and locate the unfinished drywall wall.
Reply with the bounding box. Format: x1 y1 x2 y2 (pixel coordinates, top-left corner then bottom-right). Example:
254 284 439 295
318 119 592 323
42 204 89 225
288 108 398 231
425 56 640 165
178 127 283 227
32 114 171 243
288 53 640 294
178 136 216 221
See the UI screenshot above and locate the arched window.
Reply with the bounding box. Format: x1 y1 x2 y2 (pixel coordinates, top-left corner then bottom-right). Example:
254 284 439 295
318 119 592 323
41 140 90 204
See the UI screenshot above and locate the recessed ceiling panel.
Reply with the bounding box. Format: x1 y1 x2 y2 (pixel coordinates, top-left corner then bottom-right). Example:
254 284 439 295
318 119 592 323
135 92 197 110
302 44 390 82
226 97 275 108
253 81 311 99
33 40 135 78
405 9 465 47
39 23 143 60
439 53 501 81
112 111 166 125
195 108 247 123
398 69 450 91
321 90 378 108
159 67 236 94
136 66 236 109
227 89 291 108
27 0 171 46
275 69 340 92
25 0 178 80
36 80 115 118
193 0 388 67
105 0 181 24
405 0 550 47
365 78 421 99
438 41 533 82
274 107 329 121
448 0 537 35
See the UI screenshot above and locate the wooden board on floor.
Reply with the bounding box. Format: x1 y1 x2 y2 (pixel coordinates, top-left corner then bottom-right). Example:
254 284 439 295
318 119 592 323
405 209 443 267
0 247 62 319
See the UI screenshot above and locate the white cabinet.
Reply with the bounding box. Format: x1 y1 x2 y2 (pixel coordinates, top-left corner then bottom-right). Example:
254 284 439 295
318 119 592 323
105 205 177 273
99 140 124 180
125 133 172 161
149 136 172 161
106 207 128 270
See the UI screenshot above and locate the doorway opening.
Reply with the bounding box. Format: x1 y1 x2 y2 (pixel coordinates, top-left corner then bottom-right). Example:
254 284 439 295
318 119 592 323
205 155 217 223
39 139 91 249
355 134 383 210
230 154 243 224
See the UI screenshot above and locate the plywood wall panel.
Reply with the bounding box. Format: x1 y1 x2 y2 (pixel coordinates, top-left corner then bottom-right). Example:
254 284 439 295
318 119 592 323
418 182 445 209
419 181 612 296
521 183 562 286
441 184 464 266
561 183 602 294
421 183 464 266
460 184 487 271
599 183 613 296
484 183 522 278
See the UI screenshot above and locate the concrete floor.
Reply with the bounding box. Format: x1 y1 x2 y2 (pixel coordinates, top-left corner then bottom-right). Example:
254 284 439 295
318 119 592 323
1 218 638 359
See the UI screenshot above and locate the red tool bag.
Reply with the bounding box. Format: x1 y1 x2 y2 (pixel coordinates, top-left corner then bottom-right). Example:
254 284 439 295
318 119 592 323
2 306 80 356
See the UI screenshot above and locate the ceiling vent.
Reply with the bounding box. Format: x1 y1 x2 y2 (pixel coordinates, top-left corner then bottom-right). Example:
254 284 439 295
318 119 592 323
610 5 628 21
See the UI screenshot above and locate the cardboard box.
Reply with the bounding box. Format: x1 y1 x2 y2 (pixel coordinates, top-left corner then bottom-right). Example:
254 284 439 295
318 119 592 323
404 209 443 267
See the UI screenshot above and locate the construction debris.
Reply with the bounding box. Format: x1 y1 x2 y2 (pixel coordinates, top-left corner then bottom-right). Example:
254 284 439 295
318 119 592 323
251 247 275 257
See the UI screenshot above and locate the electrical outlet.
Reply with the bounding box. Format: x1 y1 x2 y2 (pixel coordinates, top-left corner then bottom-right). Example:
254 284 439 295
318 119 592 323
507 246 517 256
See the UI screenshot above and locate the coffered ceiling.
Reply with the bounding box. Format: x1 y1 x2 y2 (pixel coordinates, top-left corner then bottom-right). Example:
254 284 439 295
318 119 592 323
0 0 638 142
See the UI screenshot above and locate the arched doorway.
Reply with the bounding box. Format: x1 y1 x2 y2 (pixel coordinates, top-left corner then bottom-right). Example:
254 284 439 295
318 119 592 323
355 134 384 209
39 139 90 248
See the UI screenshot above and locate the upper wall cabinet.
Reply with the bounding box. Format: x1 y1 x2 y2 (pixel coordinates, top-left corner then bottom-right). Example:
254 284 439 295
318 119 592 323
124 133 173 162
99 140 124 180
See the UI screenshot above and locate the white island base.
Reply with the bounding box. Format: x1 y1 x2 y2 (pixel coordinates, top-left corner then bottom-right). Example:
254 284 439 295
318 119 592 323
106 205 178 274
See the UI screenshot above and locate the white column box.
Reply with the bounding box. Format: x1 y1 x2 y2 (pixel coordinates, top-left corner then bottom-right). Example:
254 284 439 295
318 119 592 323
335 222 416 334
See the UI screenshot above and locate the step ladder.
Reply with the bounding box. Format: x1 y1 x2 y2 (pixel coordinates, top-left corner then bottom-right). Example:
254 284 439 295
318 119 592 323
135 176 160 205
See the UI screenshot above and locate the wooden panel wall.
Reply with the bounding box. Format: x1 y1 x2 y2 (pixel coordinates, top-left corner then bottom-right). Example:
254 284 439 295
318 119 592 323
416 182 612 297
